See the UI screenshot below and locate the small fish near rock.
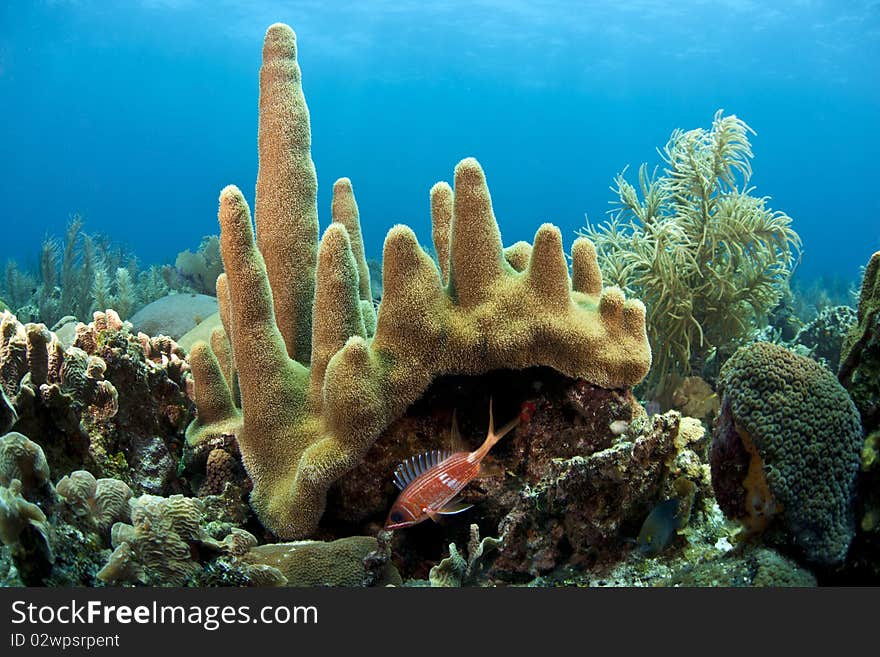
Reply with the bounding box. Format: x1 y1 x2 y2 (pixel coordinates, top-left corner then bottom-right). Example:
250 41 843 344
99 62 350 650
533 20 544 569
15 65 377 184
385 400 519 530
636 498 687 557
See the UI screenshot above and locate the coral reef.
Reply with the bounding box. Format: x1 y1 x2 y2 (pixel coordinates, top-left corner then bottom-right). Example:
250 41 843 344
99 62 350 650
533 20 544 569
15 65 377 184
238 535 401 587
174 235 224 296
8 19 867 590
0 478 53 585
324 368 639 534
0 431 52 503
71 312 192 493
669 376 719 424
661 545 816 587
790 305 856 371
840 251 880 432
1 216 176 325
429 524 500 587
188 23 651 540
791 273 859 323
327 366 715 584
710 341 862 565
838 251 880 580
581 111 800 400
1 310 192 495
98 494 226 586
490 409 710 580
56 470 132 534
129 293 218 340
1 311 118 476
0 432 256 588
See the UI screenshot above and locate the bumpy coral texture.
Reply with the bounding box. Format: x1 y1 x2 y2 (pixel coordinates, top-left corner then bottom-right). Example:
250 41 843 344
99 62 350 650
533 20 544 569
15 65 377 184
0 431 51 499
429 524 500 587
97 494 239 586
241 535 400 587
0 309 192 495
717 342 862 564
840 251 880 431
56 469 132 533
838 252 880 570
662 545 817 587
187 23 652 539
491 410 708 578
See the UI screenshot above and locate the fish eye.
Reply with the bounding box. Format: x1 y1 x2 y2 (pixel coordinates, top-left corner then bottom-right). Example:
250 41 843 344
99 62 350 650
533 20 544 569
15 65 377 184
390 511 405 523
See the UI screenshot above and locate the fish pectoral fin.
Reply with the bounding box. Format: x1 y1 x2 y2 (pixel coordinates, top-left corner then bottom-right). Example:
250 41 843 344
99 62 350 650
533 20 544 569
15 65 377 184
436 499 474 516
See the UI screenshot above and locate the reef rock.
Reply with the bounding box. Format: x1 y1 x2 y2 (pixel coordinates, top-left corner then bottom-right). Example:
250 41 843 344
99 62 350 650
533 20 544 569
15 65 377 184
0 310 193 497
661 545 816 587
177 312 223 352
130 293 218 341
489 409 710 580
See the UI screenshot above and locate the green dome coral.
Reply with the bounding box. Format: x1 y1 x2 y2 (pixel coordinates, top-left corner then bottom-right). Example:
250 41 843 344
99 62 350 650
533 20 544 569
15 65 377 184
581 111 801 400
710 342 862 565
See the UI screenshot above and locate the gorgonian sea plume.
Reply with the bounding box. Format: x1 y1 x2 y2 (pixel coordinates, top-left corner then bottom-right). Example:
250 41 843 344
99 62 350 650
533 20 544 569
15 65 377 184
581 110 801 401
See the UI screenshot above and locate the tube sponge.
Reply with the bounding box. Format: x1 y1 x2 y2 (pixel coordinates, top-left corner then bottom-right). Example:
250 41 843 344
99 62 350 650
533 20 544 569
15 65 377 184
188 23 652 539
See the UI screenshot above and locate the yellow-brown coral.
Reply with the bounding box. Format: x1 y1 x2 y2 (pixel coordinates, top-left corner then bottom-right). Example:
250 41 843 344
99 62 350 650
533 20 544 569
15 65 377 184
188 23 651 539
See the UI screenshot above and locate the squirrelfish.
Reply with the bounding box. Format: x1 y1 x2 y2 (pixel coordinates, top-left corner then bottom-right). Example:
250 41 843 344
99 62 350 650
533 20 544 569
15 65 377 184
384 401 519 530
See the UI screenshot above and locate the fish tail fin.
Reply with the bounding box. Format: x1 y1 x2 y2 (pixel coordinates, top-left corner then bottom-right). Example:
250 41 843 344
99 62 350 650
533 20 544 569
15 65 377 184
472 398 520 461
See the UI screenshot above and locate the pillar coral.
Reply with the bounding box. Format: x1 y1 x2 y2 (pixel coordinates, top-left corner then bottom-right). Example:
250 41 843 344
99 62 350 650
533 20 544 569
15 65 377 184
187 22 652 539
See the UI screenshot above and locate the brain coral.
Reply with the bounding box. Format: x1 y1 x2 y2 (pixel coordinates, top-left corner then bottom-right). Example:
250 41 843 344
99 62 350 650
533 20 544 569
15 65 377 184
0 431 51 500
710 341 862 565
187 23 652 539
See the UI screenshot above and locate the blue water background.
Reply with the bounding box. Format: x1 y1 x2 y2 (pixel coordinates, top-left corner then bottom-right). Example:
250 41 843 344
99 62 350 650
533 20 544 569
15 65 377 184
1 1 878 284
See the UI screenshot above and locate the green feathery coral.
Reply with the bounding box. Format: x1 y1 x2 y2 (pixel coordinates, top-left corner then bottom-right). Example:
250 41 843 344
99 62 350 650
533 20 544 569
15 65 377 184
581 110 801 400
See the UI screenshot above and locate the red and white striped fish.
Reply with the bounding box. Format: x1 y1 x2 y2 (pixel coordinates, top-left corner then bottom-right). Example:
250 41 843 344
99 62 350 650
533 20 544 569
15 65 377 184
384 401 520 530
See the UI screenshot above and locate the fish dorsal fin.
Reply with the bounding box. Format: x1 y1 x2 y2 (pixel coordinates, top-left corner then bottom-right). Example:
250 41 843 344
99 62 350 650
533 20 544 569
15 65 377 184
447 409 467 453
392 449 453 490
